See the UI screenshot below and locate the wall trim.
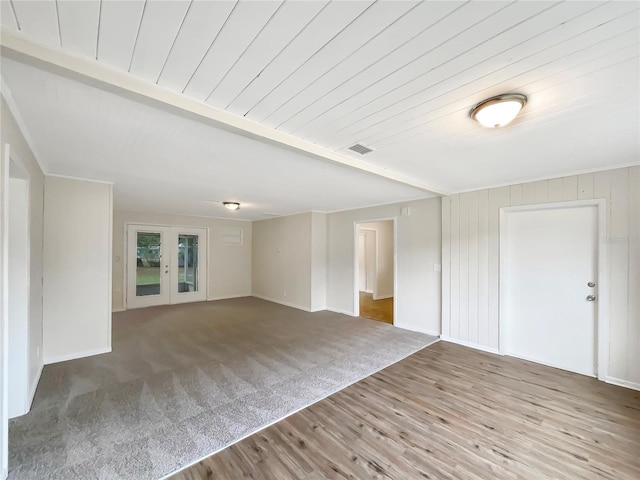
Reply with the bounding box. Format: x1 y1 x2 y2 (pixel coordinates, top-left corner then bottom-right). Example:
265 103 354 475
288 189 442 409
326 306 355 316
251 295 311 312
453 163 640 194
1 144 9 476
111 307 126 313
207 294 251 301
396 326 441 336
326 195 437 214
0 78 47 175
605 376 640 392
373 293 393 300
27 361 43 411
46 173 114 185
440 336 501 355
119 208 254 223
44 347 111 365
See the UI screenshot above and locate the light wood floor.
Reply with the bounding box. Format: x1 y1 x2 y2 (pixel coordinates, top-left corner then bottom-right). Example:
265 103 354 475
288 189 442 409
359 291 393 324
171 341 640 480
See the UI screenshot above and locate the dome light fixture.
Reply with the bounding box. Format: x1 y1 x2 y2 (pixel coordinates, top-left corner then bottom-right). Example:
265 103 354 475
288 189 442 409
469 93 527 128
223 202 240 211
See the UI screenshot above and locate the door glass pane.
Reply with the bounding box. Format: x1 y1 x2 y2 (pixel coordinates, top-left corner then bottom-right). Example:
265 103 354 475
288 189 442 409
178 234 199 293
136 232 161 296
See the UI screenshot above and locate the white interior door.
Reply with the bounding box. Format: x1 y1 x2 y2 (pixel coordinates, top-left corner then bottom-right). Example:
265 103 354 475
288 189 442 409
127 225 207 309
502 206 598 376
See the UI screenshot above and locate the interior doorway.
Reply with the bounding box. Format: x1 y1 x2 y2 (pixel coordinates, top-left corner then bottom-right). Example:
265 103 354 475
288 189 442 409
355 220 395 325
126 224 207 309
500 201 606 378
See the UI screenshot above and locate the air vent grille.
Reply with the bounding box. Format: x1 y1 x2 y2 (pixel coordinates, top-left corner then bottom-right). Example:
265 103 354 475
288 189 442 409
348 143 373 155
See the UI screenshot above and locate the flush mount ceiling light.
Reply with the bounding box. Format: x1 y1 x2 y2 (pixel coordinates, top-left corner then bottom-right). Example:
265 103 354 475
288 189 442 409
469 93 527 128
223 202 240 210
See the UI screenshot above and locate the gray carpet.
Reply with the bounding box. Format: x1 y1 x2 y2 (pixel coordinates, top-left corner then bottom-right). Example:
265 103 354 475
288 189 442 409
9 297 438 479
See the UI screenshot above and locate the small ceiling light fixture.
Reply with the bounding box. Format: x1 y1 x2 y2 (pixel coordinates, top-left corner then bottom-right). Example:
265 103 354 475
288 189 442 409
469 93 527 128
223 202 240 211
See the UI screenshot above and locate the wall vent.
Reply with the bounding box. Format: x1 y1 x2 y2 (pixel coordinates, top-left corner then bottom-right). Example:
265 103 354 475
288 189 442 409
348 143 373 155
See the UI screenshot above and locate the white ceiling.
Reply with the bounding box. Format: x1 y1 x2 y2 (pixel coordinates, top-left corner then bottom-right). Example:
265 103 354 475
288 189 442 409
1 57 432 220
1 0 638 214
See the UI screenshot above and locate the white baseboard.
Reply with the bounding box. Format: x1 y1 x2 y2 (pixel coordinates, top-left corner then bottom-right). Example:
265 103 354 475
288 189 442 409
112 307 126 313
326 306 356 316
401 327 441 336
605 376 640 391
207 294 251 301
309 305 326 313
440 336 501 355
373 293 393 300
44 347 112 365
28 361 44 410
251 295 311 312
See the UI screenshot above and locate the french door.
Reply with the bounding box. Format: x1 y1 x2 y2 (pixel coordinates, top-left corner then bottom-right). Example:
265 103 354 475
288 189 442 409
127 225 207 309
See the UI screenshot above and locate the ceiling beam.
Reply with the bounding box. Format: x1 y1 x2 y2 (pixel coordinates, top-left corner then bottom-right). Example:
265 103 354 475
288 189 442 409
0 29 449 196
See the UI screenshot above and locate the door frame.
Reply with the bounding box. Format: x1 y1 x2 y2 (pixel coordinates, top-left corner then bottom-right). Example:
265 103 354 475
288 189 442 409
1 144 10 479
358 228 377 295
498 199 608 381
124 223 209 309
7 156 31 418
353 217 397 324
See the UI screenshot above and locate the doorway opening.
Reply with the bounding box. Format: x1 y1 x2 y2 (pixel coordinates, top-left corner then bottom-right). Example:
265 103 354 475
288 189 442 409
126 224 208 309
499 200 608 380
355 220 395 325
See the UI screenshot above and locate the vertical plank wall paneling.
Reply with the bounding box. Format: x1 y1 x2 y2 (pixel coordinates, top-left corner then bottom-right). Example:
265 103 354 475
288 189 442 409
441 166 640 387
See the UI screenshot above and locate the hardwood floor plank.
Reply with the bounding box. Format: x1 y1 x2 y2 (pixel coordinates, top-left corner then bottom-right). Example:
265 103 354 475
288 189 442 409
359 291 393 324
171 342 640 480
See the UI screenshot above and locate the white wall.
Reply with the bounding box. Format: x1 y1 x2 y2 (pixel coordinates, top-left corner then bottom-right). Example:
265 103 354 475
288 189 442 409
359 221 394 300
0 94 46 440
328 198 441 335
43 176 113 363
112 210 252 309
7 178 28 418
252 212 312 310
442 166 640 389
310 212 327 312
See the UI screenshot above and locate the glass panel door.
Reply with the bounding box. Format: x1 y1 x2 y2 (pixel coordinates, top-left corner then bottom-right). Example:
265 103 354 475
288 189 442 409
127 225 207 308
171 228 207 304
178 234 199 293
127 226 171 309
136 232 162 296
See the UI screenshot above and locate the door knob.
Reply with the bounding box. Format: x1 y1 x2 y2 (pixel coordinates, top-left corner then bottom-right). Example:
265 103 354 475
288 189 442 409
586 295 596 301
587 282 596 287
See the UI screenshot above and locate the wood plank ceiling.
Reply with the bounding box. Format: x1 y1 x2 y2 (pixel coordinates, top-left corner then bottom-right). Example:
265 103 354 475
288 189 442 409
1 0 638 194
